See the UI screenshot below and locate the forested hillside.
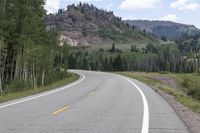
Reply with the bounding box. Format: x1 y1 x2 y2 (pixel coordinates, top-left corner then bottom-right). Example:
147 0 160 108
69 34 200 73
0 0 69 93
45 3 157 46
125 20 200 41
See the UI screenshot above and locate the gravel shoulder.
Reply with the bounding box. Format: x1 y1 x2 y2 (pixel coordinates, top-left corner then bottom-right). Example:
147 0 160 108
156 88 200 133
117 72 200 133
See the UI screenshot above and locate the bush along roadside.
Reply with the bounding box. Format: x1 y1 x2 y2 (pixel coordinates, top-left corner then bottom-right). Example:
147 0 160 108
0 73 79 103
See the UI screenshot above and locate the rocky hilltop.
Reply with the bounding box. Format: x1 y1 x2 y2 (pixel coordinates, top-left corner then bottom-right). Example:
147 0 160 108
125 20 200 41
45 4 157 46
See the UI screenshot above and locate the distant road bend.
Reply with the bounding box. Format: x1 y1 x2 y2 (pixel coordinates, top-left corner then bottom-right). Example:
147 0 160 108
0 70 189 133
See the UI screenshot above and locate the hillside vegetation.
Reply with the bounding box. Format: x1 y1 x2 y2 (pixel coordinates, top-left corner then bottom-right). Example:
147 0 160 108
69 38 200 73
125 20 200 41
45 3 158 46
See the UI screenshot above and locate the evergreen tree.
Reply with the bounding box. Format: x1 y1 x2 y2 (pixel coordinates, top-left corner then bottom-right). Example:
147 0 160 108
131 45 137 52
111 43 116 52
103 57 109 71
161 36 167 41
113 54 122 71
69 54 76 69
108 56 113 71
81 56 88 70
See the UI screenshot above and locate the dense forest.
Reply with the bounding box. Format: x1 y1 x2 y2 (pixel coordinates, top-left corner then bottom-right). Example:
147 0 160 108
69 35 200 73
0 0 69 93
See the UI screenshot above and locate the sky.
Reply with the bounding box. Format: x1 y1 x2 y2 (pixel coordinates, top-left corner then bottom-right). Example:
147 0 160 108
45 0 200 28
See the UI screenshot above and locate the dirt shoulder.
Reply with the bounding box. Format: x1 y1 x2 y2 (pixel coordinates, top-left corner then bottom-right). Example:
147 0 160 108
149 75 178 89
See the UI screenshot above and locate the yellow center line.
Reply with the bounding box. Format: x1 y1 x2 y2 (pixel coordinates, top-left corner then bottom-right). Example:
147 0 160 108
52 105 70 115
88 91 95 95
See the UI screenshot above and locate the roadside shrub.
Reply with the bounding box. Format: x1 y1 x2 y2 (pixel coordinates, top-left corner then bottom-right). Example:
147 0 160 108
44 70 70 85
182 78 191 88
5 80 27 93
187 87 200 101
182 77 200 101
159 71 168 74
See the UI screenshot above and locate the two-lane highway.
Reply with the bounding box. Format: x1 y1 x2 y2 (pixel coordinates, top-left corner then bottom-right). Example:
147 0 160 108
0 70 189 133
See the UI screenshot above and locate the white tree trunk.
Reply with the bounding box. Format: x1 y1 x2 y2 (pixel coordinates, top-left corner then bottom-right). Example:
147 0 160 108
0 75 3 93
14 53 21 81
30 68 33 87
3 0 7 14
10 54 15 81
41 70 45 86
35 72 37 88
33 64 36 88
33 63 37 88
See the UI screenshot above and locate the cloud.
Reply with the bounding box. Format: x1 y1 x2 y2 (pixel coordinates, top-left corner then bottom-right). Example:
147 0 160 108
73 0 102 2
161 14 178 21
45 0 102 13
106 3 113 10
119 0 161 10
45 0 61 13
170 0 200 11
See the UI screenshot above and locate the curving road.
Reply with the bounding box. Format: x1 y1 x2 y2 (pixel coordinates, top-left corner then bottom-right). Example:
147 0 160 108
0 70 189 133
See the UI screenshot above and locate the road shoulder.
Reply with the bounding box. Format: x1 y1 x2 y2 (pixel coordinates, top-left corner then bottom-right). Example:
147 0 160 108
116 72 200 133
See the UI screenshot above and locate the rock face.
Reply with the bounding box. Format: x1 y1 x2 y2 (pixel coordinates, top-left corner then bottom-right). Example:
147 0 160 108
45 4 156 46
125 20 200 41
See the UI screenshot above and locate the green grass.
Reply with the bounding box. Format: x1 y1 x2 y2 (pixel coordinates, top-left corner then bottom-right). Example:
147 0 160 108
97 28 127 43
116 72 200 113
90 43 148 51
175 73 200 100
0 73 79 103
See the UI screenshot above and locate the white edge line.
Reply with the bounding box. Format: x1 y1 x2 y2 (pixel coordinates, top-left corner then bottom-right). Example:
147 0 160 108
0 71 85 109
117 74 149 133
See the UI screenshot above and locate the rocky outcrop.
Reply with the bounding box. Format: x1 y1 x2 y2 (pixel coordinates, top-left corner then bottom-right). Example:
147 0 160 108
45 4 156 46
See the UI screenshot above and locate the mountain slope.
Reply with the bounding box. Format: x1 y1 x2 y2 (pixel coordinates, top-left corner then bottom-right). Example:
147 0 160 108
45 4 157 46
125 20 200 41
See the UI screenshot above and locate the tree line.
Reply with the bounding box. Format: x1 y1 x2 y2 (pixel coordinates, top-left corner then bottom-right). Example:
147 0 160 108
68 41 200 73
0 0 69 93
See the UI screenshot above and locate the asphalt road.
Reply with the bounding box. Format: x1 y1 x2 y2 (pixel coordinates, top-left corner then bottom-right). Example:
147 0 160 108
0 70 189 133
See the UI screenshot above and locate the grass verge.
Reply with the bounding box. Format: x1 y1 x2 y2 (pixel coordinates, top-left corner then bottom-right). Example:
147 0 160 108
116 72 200 113
0 73 79 103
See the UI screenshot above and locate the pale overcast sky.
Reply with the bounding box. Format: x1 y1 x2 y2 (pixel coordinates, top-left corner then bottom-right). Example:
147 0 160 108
45 0 200 28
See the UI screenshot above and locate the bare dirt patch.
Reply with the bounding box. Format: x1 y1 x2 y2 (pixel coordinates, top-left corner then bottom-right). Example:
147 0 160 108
149 75 178 89
133 72 178 89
